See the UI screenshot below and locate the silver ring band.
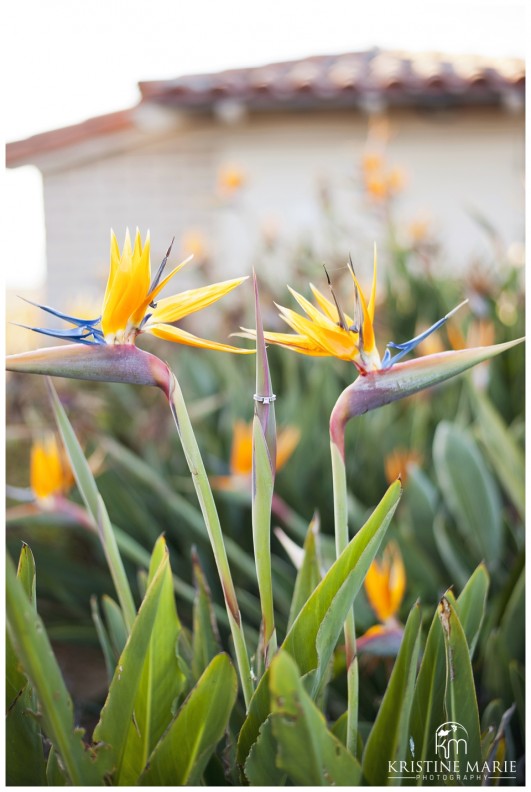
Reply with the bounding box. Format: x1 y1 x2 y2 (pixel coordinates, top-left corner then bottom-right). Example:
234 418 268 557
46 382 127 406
253 393 276 404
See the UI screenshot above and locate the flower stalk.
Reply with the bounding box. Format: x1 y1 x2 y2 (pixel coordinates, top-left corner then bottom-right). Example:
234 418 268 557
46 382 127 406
330 439 359 754
252 273 278 664
167 371 254 707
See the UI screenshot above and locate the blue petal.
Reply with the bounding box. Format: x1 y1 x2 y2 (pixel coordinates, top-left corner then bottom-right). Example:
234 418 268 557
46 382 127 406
382 300 468 369
19 296 101 327
13 323 102 346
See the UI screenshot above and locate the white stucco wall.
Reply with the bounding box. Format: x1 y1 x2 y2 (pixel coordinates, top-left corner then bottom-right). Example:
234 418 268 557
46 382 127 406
38 107 524 314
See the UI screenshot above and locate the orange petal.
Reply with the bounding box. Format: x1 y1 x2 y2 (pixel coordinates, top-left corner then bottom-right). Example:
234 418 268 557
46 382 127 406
150 277 248 325
349 271 376 354
287 286 343 331
101 229 151 337
278 305 358 360
308 283 355 328
102 230 122 312
237 327 329 357
130 255 193 328
147 323 255 353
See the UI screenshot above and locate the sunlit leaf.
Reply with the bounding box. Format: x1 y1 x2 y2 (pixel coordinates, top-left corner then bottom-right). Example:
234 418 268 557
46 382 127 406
92 549 169 780
140 653 237 785
237 481 401 767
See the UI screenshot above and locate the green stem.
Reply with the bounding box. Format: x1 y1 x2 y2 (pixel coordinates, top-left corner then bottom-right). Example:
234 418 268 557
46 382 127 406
252 416 277 663
167 371 254 708
96 494 137 632
330 439 358 754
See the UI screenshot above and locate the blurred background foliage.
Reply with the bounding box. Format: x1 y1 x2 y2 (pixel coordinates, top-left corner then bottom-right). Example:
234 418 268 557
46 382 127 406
6 167 525 772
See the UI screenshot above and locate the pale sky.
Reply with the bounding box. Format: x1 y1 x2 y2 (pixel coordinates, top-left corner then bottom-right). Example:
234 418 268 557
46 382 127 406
4 0 527 289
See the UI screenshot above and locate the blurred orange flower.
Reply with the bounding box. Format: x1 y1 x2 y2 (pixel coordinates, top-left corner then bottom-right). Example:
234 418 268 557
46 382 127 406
218 165 246 196
384 448 422 486
181 230 208 262
361 145 405 202
364 541 406 624
213 420 300 491
30 434 74 502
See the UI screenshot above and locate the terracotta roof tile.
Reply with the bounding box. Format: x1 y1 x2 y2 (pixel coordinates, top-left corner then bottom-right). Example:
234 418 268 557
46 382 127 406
139 49 524 107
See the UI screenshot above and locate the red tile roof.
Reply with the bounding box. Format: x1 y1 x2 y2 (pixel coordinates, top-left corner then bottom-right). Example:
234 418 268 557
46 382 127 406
7 109 136 167
138 49 525 110
7 50 524 167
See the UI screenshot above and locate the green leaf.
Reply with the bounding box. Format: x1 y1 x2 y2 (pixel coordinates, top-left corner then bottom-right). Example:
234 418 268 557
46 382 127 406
433 421 502 566
509 661 524 738
117 536 186 784
101 595 129 660
403 466 438 554
48 379 136 629
362 603 422 786
471 387 525 521
191 549 222 679
237 480 401 767
46 746 68 785
498 564 525 661
287 513 322 629
409 566 489 777
7 544 36 704
432 512 471 589
140 653 237 785
438 596 482 770
269 651 362 785
92 548 169 781
17 541 37 605
90 596 116 682
6 544 47 787
6 553 103 785
453 563 489 658
244 718 286 786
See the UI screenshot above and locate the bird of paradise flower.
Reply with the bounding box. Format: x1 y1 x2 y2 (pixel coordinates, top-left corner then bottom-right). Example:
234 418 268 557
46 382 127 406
18 228 252 354
8 228 257 708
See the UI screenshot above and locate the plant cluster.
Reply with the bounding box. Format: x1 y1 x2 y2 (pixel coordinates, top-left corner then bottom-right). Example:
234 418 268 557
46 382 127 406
6 188 524 784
